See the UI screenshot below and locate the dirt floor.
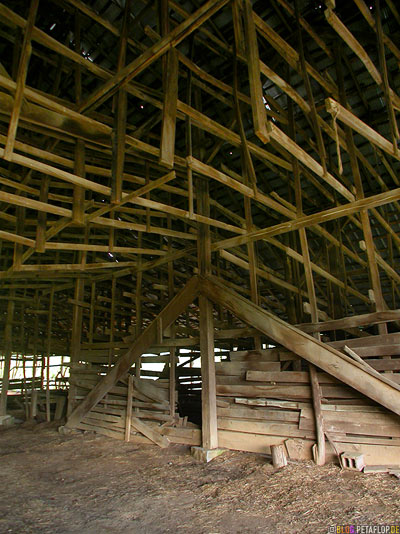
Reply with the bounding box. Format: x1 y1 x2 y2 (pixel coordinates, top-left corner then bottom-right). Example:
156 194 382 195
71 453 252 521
1 423 400 534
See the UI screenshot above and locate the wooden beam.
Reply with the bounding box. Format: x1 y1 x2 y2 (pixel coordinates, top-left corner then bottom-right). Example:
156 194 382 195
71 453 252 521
160 49 179 168
243 0 269 143
324 7 400 110
199 293 218 449
111 0 130 204
267 121 354 201
197 164 218 450
298 309 400 333
3 0 39 160
213 187 400 251
0 230 35 247
78 0 230 113
326 98 400 161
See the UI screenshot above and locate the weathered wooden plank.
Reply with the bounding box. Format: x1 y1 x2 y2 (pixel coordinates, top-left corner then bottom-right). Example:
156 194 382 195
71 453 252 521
218 417 314 439
217 405 300 423
130 416 170 448
246 370 339 384
216 361 281 375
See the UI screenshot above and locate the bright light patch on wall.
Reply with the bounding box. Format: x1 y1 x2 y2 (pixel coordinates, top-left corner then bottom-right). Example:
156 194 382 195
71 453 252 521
262 96 271 110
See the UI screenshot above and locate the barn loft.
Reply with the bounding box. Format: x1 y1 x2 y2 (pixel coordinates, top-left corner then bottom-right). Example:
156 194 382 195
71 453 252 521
1 0 400 469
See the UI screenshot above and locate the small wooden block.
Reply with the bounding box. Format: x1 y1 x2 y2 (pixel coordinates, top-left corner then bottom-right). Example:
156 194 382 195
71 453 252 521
340 452 365 471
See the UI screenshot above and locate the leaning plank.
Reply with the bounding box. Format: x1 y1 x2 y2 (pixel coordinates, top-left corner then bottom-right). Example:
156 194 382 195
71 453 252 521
130 416 170 448
65 275 199 429
132 377 169 403
76 421 125 441
200 275 400 416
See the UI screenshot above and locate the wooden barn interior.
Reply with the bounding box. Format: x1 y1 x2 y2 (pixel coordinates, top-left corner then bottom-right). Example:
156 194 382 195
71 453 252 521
1 0 400 470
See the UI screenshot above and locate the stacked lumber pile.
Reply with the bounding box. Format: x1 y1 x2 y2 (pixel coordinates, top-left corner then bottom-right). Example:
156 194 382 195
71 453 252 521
69 351 172 402
75 374 201 447
69 363 106 402
216 349 400 466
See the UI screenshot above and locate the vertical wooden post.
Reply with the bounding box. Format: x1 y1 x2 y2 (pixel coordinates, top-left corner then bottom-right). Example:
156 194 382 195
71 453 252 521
68 278 84 415
108 275 116 368
232 23 261 351
88 281 96 344
294 0 327 176
199 293 218 450
197 176 218 450
243 0 269 143
111 0 131 203
125 374 133 442
135 233 143 338
36 176 49 252
288 90 326 465
13 207 25 269
0 293 15 416
191 75 217 448
30 301 40 419
334 44 387 336
72 140 85 225
45 286 54 422
167 216 176 418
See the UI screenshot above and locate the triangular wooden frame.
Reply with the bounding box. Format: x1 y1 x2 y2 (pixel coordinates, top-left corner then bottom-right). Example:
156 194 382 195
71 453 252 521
66 274 400 430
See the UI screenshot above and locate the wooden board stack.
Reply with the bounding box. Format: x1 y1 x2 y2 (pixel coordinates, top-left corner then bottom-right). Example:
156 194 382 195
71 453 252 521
75 373 201 447
215 349 400 467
